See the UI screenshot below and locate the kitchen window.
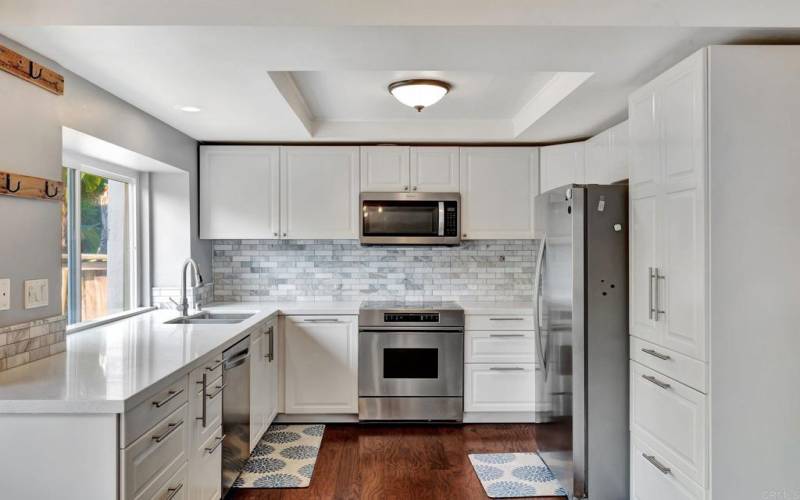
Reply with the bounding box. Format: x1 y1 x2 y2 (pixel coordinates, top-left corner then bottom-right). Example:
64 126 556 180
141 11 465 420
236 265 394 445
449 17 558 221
61 161 140 325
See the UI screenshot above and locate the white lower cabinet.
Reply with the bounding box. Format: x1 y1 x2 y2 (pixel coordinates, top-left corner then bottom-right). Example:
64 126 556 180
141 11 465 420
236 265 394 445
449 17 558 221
250 319 278 449
631 433 705 500
465 331 536 364
284 316 358 414
464 363 536 412
135 462 188 500
189 428 223 500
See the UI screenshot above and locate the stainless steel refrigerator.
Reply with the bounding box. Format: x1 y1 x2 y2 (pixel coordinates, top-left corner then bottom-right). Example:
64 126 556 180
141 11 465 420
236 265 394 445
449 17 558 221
533 184 629 500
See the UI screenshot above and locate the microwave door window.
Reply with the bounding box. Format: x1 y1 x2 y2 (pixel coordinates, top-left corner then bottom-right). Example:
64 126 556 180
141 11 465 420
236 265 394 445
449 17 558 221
362 201 439 236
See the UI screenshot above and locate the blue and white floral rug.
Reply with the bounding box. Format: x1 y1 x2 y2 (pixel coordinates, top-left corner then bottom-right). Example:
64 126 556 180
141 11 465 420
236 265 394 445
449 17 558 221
234 424 325 489
468 452 568 498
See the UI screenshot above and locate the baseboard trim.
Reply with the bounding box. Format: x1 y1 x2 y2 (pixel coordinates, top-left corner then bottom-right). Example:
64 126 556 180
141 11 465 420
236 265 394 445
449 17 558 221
462 412 539 423
275 413 359 424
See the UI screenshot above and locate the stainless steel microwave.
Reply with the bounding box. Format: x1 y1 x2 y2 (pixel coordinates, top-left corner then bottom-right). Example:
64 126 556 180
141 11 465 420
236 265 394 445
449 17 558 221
359 192 461 245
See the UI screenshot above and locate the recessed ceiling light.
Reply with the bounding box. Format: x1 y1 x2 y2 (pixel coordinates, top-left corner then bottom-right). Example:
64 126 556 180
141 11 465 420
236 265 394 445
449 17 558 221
175 105 202 113
388 79 451 112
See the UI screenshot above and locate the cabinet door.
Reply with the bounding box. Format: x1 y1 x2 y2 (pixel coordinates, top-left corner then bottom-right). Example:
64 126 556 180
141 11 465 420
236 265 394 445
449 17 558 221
464 363 536 412
584 131 610 184
607 120 629 183
459 147 539 239
189 428 223 500
284 316 358 414
360 146 410 192
539 142 585 192
657 53 707 361
281 146 360 239
410 147 459 192
200 145 280 239
628 90 660 193
630 190 660 345
249 335 266 449
264 322 279 426
631 433 706 500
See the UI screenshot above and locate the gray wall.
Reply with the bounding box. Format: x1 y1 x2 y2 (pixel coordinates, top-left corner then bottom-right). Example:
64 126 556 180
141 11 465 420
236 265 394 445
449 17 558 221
0 34 207 327
213 239 536 303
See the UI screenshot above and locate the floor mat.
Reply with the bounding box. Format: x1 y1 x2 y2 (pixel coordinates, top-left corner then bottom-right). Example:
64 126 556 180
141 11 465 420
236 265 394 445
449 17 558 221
234 424 325 488
468 452 568 498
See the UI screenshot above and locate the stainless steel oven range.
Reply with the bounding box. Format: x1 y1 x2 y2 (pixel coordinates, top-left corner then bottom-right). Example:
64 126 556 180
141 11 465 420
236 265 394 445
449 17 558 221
358 302 464 422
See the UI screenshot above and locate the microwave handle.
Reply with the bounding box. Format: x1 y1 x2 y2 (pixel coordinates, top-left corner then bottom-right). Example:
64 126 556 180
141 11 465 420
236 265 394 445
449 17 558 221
438 202 445 236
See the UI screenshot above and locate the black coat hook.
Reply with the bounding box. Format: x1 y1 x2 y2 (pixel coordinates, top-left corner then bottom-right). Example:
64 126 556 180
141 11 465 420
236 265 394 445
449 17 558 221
45 181 58 198
4 175 21 193
28 61 43 80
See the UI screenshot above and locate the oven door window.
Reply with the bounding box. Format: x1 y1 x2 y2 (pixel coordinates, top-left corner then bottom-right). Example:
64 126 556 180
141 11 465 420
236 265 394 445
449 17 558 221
362 200 439 237
383 348 438 379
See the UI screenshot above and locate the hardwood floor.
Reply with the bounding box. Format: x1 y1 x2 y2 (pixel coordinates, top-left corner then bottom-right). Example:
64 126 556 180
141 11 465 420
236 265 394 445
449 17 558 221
229 424 563 500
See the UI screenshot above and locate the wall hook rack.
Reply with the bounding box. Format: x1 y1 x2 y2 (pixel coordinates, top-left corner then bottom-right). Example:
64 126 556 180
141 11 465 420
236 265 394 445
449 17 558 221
1 170 64 202
28 61 43 80
0 43 64 95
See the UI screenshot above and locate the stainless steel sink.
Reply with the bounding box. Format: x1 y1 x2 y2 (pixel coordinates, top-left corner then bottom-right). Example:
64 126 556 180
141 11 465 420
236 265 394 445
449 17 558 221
164 311 254 325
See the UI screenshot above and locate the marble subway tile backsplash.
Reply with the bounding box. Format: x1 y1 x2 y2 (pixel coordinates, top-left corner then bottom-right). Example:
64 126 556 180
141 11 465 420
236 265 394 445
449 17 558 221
0 315 67 372
213 239 537 303
152 283 215 311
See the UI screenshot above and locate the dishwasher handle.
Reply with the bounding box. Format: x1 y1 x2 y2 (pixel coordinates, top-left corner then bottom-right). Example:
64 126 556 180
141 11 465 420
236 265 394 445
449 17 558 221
224 350 249 370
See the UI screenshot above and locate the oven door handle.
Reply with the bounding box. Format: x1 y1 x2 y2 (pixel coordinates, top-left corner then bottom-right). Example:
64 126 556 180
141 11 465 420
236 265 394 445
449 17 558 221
358 328 465 334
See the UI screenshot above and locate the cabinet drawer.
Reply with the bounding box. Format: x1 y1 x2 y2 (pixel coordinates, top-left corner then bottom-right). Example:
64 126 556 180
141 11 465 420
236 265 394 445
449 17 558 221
466 314 535 331
191 375 223 450
124 376 189 446
189 427 223 500
133 461 188 500
631 432 705 500
465 363 536 412
465 331 536 363
188 353 224 392
123 403 189 498
631 337 706 393
631 361 707 486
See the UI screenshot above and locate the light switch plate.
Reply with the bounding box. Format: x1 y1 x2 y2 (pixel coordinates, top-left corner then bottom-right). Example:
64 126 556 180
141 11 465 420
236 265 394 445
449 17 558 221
24 279 48 309
0 279 9 311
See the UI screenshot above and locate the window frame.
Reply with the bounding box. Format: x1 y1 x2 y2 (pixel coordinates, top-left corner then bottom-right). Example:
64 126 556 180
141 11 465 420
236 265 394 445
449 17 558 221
62 153 142 325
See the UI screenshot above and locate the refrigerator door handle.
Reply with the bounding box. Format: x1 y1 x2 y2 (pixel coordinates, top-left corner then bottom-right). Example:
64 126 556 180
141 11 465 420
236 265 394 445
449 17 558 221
533 237 548 375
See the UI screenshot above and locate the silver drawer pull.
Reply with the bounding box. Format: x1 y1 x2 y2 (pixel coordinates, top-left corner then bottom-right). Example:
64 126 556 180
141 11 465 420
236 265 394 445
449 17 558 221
206 434 226 454
152 420 184 443
490 367 526 371
165 482 183 500
642 374 671 390
489 333 526 338
152 388 184 408
489 317 525 321
642 453 671 475
206 360 223 372
304 318 341 323
641 348 671 360
207 384 225 399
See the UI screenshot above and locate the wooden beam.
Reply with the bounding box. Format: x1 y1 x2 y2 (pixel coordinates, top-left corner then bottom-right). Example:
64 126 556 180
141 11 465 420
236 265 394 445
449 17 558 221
0 43 64 95
0 171 65 202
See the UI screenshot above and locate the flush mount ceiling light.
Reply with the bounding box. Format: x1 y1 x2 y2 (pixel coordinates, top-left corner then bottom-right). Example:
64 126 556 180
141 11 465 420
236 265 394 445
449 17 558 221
174 105 202 113
388 79 451 112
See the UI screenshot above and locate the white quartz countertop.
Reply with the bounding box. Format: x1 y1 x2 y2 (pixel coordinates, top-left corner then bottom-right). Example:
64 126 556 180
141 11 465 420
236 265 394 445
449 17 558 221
0 300 531 414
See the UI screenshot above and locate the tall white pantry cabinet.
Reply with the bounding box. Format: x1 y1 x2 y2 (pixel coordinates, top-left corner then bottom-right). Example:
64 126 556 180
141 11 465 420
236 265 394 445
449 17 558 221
628 46 800 500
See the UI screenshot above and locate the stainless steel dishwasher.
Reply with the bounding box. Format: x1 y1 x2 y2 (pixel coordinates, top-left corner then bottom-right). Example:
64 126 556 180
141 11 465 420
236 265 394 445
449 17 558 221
221 336 250 498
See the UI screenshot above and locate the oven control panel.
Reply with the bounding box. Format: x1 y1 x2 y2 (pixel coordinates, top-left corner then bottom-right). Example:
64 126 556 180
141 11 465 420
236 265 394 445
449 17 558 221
383 312 440 323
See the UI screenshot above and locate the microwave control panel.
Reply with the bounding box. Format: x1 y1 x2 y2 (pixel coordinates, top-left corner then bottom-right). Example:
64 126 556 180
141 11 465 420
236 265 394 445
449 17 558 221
444 202 459 237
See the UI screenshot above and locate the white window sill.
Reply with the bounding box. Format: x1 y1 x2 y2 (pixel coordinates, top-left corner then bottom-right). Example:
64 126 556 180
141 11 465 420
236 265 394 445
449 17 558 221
66 306 157 335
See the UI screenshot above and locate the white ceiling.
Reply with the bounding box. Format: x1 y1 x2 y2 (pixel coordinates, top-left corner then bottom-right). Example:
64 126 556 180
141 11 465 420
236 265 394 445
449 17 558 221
3 2 800 143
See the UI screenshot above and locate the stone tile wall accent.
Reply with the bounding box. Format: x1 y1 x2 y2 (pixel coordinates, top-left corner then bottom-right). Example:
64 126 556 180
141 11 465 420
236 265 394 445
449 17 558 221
152 282 215 311
213 239 537 303
0 315 67 372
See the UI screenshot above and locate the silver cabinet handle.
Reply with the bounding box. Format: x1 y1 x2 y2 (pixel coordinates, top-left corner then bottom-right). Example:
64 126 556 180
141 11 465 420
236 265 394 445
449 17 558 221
642 374 671 390
283 233 287 237
266 325 274 362
273 232 278 237
403 185 409 191
206 359 223 372
648 267 655 320
489 333 526 338
490 367 526 371
654 268 666 319
206 434 225 454
166 482 184 500
412 186 418 191
641 348 671 360
196 373 207 427
152 420 184 443
489 317 525 321
207 383 225 399
152 388 184 408
642 453 671 475
303 318 341 323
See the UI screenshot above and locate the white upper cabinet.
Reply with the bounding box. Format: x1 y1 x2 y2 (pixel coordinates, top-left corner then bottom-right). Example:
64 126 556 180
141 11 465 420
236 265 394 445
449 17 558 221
361 146 459 192
281 146 360 239
360 146 410 192
410 147 460 192
459 147 539 239
200 146 280 239
539 142 585 193
585 121 630 185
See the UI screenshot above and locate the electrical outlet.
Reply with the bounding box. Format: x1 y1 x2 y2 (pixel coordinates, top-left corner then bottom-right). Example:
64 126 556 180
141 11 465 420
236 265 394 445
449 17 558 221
0 279 9 311
24 279 48 309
